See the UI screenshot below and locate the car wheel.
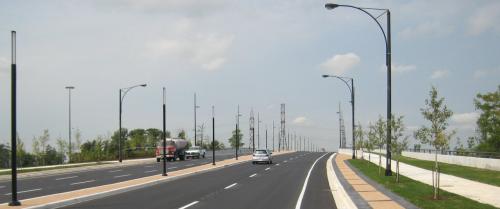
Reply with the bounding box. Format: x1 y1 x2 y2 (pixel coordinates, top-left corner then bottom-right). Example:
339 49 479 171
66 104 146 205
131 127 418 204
156 158 160 162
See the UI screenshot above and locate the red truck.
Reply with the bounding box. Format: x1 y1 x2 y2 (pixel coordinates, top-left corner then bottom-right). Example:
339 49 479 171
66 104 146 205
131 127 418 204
156 138 187 162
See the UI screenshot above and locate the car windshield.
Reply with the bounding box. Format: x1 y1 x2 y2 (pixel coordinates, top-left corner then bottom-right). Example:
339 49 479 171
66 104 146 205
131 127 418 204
254 150 267 154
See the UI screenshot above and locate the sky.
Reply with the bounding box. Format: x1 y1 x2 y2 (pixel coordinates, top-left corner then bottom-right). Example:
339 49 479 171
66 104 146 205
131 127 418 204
0 0 499 152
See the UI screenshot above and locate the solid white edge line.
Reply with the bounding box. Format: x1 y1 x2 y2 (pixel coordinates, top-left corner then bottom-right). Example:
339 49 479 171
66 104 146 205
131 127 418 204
224 183 237 189
70 180 96 186
179 201 199 209
294 153 328 209
5 188 42 195
55 176 78 181
326 153 358 209
249 174 257 178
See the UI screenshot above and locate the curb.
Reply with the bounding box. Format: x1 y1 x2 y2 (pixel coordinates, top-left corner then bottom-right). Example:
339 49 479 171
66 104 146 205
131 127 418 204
326 153 358 209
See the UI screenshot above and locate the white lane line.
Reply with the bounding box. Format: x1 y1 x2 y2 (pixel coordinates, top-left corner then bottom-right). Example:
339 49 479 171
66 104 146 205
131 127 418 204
294 153 328 209
55 176 78 181
168 166 178 170
0 186 5 189
144 165 154 168
284 160 288 163
275 163 280 166
224 183 238 189
113 174 131 178
265 167 271 171
179 201 199 209
144 170 158 173
70 180 96 186
185 164 195 167
108 169 122 173
249 173 257 178
5 188 42 195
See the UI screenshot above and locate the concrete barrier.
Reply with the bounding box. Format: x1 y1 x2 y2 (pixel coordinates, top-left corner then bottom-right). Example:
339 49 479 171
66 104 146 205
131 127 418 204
338 148 500 171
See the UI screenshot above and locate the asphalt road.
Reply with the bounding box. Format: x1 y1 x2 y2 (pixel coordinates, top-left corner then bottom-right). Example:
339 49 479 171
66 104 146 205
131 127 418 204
63 152 336 209
0 150 244 204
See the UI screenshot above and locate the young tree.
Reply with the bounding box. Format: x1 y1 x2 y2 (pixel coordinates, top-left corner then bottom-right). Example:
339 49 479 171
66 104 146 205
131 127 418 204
228 128 244 148
474 86 499 152
390 115 409 183
74 128 82 153
366 123 376 162
354 122 365 159
56 137 68 163
369 116 386 175
414 86 454 199
177 129 187 139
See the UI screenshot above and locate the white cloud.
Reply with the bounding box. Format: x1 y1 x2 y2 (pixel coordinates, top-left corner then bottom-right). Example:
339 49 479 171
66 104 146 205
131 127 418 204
467 2 500 35
321 53 360 76
292 116 312 126
0 57 9 75
147 34 234 71
451 112 479 130
399 21 454 39
473 70 487 79
381 63 416 74
430 69 449 79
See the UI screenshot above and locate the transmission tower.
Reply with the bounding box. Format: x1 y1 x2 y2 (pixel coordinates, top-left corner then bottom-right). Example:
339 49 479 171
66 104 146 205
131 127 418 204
280 104 285 152
338 103 347 148
249 109 255 152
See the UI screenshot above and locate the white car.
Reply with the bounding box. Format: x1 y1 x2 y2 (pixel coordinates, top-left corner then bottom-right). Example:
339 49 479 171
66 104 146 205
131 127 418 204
185 146 206 159
252 149 272 164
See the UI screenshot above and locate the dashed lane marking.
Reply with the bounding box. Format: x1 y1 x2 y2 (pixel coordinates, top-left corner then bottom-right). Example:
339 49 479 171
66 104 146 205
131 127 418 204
144 170 158 173
179 201 199 209
108 169 122 173
249 174 257 178
113 174 131 178
70 180 96 186
55 176 78 181
5 188 42 195
265 167 271 171
224 183 238 189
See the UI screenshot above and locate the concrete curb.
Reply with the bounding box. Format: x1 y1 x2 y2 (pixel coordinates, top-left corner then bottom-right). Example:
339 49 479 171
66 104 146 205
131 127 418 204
326 153 358 209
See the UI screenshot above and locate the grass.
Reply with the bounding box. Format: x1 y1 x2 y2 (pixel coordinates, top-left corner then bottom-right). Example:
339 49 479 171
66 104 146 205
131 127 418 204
349 159 498 209
395 155 500 187
0 162 111 176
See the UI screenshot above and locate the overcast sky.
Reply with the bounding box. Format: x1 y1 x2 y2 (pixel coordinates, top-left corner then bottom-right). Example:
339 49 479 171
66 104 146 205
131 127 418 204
0 0 499 152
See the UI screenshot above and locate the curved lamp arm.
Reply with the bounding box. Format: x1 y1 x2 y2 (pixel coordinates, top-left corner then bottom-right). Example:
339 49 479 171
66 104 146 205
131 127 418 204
121 84 147 103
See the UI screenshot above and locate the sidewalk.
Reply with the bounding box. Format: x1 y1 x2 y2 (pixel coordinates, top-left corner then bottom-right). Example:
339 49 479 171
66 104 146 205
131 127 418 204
334 154 404 209
355 151 500 208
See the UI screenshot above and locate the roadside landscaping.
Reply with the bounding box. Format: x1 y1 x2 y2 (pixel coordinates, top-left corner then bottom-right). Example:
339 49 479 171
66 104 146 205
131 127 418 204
395 155 500 187
349 159 497 209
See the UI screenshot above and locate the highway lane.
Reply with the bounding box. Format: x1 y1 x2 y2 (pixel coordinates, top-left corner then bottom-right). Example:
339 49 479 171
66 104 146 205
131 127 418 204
63 152 336 209
0 150 242 204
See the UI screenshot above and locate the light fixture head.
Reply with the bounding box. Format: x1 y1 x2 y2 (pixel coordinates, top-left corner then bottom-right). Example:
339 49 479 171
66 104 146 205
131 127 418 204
325 3 339 10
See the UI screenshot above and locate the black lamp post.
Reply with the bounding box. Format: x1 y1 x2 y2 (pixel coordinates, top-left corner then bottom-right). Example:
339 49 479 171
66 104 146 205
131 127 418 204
212 106 215 165
162 87 167 176
236 105 242 160
322 75 355 159
9 30 21 207
325 3 392 176
119 84 147 163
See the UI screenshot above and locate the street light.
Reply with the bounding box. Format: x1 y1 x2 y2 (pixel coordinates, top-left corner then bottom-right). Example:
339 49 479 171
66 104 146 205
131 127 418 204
322 74 355 159
9 30 21 206
162 87 167 176
236 105 242 160
119 83 147 163
65 86 75 163
194 93 200 146
325 3 392 176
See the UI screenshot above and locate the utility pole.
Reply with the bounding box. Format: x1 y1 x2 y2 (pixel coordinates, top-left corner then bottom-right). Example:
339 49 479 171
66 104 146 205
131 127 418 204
194 93 199 146
236 105 241 160
250 109 255 152
265 126 268 151
257 113 261 149
65 86 75 163
272 121 275 152
280 104 285 152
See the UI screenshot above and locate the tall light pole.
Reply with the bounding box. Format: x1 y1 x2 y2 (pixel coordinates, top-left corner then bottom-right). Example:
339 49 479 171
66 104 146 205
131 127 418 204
272 121 275 152
265 126 268 151
65 86 75 163
194 93 200 146
325 3 392 175
257 113 261 149
119 83 147 163
322 75 355 159
9 30 20 206
162 87 167 176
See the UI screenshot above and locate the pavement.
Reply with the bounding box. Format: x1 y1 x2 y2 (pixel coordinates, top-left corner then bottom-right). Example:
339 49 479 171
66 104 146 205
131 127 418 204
58 152 335 209
0 150 246 205
354 151 500 208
